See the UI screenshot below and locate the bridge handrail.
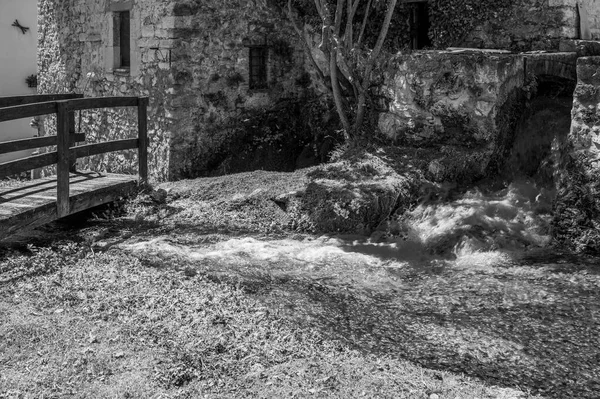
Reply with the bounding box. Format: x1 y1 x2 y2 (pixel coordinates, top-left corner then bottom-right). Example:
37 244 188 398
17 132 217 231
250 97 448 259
0 96 143 123
0 133 85 156
0 93 83 109
0 95 149 218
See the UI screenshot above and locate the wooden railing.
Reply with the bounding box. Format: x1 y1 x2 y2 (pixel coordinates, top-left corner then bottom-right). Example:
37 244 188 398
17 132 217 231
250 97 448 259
0 94 148 217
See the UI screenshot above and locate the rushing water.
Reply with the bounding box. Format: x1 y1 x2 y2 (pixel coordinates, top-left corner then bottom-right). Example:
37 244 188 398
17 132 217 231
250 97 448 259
395 86 573 264
395 178 555 264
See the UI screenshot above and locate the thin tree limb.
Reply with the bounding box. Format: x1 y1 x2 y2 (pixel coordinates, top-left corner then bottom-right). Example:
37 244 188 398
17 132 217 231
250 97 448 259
286 0 331 94
355 0 398 134
357 0 372 48
369 0 397 63
333 0 345 36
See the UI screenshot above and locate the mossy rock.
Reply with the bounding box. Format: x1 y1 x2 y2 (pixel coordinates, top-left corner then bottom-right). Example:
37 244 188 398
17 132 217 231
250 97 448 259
290 151 423 234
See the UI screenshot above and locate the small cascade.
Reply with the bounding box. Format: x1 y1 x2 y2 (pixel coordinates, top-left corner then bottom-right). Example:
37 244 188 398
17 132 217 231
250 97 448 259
397 179 554 257
395 76 575 262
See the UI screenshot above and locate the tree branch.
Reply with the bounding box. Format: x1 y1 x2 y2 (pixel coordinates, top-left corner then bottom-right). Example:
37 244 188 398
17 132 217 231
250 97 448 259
369 0 397 63
286 0 331 94
357 0 372 48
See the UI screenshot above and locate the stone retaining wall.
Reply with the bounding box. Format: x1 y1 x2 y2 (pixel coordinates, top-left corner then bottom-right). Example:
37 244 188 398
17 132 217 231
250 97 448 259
378 51 526 182
462 0 599 51
553 55 600 253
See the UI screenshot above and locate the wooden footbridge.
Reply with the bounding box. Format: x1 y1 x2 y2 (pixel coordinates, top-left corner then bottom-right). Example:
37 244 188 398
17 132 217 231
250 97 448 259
0 94 148 240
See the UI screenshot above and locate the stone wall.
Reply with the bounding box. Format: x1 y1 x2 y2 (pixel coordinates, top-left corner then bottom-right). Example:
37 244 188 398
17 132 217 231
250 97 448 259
38 0 175 181
427 0 600 52
461 0 574 51
166 0 315 179
38 0 318 181
567 0 600 39
378 51 526 182
553 56 600 253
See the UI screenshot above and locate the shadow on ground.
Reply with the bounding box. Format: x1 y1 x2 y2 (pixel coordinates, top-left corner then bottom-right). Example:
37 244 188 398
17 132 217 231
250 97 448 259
121 234 600 399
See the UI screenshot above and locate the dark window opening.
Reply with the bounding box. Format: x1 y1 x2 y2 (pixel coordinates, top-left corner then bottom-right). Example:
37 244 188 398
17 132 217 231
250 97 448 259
249 47 268 90
409 2 431 50
118 11 131 68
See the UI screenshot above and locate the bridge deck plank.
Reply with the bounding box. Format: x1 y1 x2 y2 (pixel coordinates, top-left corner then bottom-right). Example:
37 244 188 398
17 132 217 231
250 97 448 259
0 172 137 239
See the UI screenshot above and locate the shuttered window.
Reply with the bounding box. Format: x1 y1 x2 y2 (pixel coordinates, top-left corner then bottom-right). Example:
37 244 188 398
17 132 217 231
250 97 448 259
249 47 268 90
118 11 131 68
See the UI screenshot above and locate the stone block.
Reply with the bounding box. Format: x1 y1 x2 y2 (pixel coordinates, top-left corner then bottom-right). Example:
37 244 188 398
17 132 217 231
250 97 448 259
154 28 178 39
138 38 160 48
141 25 155 38
549 0 576 6
159 39 176 49
559 39 577 52
576 56 600 85
575 40 600 56
160 16 193 29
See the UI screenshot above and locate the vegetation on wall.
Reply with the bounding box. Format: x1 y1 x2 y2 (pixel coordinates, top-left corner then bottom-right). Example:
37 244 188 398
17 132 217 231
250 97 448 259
281 0 404 142
182 97 342 178
428 0 511 48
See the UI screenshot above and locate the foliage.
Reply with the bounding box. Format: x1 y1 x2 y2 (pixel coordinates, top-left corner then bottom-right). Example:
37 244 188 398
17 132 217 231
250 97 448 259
3 171 600 397
2 240 545 397
428 0 511 48
282 0 401 140
25 74 38 88
183 97 342 178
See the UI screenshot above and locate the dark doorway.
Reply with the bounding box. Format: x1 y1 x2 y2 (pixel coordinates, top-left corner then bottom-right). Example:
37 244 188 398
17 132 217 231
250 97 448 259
409 1 431 50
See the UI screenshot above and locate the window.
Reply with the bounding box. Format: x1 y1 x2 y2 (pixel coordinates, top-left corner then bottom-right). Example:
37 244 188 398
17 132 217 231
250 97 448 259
408 1 432 50
115 10 130 69
119 11 131 68
249 47 268 90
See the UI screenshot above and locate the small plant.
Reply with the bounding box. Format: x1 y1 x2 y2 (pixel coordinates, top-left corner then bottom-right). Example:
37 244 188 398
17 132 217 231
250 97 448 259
25 74 37 88
12 19 29 34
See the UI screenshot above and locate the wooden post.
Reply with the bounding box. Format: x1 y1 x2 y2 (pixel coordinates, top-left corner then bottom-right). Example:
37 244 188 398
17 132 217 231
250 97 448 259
137 97 149 185
68 111 77 172
56 101 71 218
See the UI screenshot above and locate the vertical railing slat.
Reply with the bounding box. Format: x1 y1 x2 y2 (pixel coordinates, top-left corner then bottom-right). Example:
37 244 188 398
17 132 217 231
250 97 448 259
68 111 77 172
137 97 149 185
56 101 71 217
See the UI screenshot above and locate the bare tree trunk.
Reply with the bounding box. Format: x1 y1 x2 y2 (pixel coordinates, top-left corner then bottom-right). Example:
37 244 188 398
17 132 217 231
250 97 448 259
285 0 398 141
354 0 397 135
330 50 352 136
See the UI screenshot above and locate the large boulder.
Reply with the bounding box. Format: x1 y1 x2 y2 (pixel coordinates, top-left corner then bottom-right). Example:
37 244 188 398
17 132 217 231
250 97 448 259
287 148 424 234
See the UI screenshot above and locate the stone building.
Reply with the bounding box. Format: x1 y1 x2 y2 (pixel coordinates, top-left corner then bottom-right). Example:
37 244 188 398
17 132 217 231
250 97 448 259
38 0 600 182
406 0 600 51
38 0 321 181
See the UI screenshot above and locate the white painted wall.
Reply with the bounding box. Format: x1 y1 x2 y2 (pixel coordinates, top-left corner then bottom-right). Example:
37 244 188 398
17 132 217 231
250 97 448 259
0 0 38 164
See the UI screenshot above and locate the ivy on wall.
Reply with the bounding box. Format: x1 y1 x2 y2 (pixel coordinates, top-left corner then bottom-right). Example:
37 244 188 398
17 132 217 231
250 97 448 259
428 0 512 48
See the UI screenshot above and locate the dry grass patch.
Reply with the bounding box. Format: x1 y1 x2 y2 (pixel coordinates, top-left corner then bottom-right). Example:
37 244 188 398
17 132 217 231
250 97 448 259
0 242 536 398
